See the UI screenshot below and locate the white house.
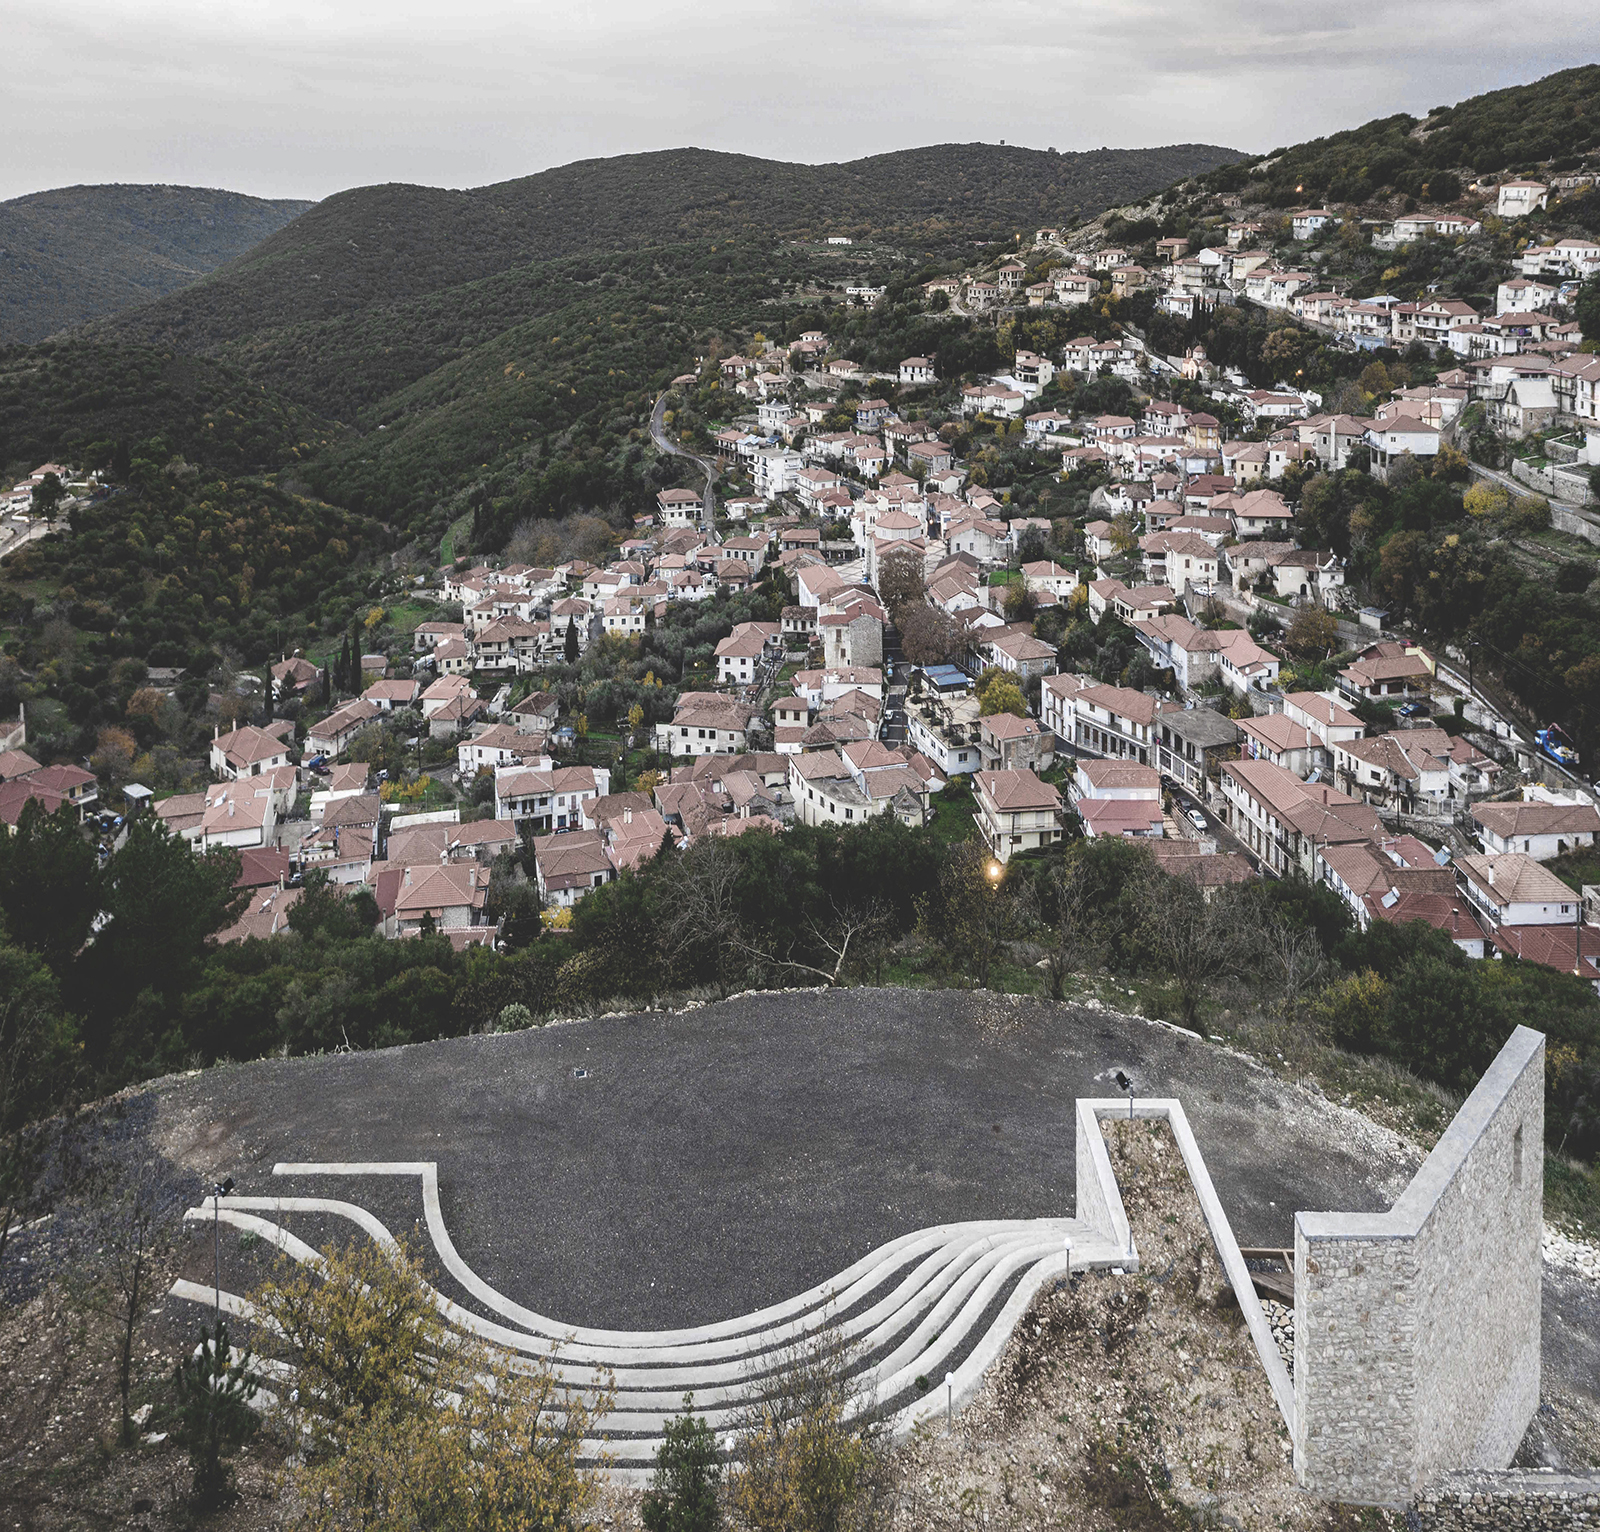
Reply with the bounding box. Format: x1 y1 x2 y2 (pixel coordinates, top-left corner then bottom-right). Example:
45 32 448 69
715 621 780 686
1012 351 1055 392
210 723 292 780
1496 277 1560 315
1020 560 1078 599
974 769 1063 863
1457 852 1577 928
1470 799 1600 860
1495 180 1549 218
1041 676 1157 766
1365 417 1440 481
1291 209 1336 240
657 487 702 526
984 630 1057 679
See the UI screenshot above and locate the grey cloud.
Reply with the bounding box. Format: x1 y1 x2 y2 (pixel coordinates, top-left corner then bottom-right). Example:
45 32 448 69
2 0 1596 201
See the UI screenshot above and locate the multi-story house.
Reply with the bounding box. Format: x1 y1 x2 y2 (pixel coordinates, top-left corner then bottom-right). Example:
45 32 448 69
1040 676 1157 766
974 769 1063 863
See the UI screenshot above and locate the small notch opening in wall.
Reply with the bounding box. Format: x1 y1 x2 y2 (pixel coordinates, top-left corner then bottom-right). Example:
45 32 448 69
1512 1123 1524 1187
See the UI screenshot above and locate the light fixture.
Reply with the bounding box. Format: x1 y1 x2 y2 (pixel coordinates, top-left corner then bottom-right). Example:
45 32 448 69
211 1177 235 1315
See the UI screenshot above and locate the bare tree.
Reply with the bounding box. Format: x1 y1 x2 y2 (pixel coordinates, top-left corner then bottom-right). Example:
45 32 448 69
1026 858 1102 1000
751 898 890 988
658 836 748 996
899 604 965 668
1142 878 1251 1027
876 546 926 618
1260 915 1328 1023
77 1152 179 1444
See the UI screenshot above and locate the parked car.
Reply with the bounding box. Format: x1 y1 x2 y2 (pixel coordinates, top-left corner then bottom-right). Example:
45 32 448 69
1398 701 1429 718
1187 808 1207 831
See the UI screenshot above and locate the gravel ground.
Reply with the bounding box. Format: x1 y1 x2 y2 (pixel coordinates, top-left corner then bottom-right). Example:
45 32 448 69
4 987 1599 1530
146 988 1421 1333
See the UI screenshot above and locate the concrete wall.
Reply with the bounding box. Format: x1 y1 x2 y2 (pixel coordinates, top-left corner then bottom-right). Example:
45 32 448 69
1293 1025 1545 1505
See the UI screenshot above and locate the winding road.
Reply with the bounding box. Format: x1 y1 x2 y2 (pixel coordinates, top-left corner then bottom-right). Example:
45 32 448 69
650 390 719 528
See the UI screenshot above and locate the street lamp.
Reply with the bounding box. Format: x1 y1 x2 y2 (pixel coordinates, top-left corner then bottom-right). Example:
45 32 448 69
986 860 1002 882
211 1177 234 1316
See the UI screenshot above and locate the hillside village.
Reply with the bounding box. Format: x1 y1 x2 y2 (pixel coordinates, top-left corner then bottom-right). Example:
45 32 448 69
8 166 1600 992
10 55 1600 1532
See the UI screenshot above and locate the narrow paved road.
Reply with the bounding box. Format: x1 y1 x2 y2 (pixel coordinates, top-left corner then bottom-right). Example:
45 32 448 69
650 391 719 528
0 517 59 562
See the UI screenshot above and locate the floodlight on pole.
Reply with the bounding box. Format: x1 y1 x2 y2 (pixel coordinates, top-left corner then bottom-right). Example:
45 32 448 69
945 1371 955 1427
212 1177 234 1316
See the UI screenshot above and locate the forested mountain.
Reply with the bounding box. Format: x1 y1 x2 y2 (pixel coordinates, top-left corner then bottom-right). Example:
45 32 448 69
1198 63 1600 206
0 184 314 343
86 142 1239 356
0 140 1219 532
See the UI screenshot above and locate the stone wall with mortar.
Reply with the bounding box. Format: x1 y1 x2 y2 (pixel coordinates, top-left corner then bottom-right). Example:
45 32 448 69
1413 1469 1600 1528
1293 1026 1545 1505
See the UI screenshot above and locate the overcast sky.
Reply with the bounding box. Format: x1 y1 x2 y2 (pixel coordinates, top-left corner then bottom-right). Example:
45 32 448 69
5 1 1598 204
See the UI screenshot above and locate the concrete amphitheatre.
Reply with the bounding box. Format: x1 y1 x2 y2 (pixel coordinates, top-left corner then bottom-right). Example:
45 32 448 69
153 987 1593 1511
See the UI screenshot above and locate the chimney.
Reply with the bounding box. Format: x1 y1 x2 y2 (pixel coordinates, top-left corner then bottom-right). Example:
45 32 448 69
1487 861 1496 887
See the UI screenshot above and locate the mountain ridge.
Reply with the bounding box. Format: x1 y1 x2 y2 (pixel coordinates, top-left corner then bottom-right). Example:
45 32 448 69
0 183 314 343
84 142 1242 354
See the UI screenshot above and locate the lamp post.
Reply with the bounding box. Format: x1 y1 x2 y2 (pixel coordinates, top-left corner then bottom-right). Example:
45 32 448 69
211 1177 234 1317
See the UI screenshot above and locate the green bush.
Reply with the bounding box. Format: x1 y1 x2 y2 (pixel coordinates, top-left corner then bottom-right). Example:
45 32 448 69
172 1318 257 1508
642 1396 723 1532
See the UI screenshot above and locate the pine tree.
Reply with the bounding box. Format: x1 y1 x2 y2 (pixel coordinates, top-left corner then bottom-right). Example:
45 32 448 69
563 621 579 664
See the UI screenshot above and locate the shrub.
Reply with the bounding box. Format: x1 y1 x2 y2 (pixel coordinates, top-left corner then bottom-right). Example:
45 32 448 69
728 1332 884 1532
172 1318 257 1507
250 1237 610 1531
643 1396 724 1532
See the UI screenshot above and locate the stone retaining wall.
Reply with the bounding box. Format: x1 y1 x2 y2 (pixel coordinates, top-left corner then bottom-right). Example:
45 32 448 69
1293 1026 1545 1505
1552 503 1600 546
1513 457 1561 497
1509 455 1596 506
1413 1470 1600 1528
